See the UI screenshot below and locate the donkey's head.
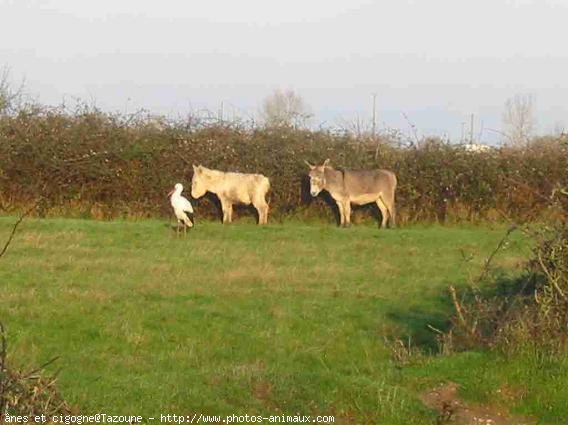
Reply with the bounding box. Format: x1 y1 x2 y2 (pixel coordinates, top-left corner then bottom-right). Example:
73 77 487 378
305 159 330 197
191 165 208 198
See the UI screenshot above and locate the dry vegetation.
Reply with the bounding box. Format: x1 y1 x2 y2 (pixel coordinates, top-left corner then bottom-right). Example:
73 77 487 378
0 104 566 223
0 326 74 418
441 225 568 355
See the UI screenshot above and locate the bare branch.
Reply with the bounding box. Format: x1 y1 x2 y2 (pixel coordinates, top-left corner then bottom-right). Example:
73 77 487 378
401 111 420 146
0 204 37 260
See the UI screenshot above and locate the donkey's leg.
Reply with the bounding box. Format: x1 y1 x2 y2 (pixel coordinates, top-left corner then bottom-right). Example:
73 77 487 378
220 199 230 224
260 201 269 225
263 194 270 224
226 203 233 223
376 198 389 229
253 199 268 225
335 201 345 226
262 204 269 225
387 194 397 228
343 201 352 226
252 196 262 225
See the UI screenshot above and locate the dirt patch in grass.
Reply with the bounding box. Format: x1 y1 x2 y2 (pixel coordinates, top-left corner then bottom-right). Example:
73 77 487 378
251 380 272 400
421 382 534 425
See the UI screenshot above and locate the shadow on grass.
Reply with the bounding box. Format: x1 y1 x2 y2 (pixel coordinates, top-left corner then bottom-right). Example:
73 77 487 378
385 295 452 353
385 271 535 354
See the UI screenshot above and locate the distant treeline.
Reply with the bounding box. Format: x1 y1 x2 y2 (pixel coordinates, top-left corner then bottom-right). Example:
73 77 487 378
0 107 566 223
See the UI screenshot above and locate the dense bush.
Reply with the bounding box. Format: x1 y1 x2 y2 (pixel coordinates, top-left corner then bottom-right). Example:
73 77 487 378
0 107 566 223
444 225 568 353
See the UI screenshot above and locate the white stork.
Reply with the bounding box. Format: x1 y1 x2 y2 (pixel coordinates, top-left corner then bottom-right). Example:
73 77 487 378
168 183 194 236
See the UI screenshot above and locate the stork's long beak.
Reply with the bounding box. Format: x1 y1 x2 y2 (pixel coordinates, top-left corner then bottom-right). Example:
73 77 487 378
167 189 175 197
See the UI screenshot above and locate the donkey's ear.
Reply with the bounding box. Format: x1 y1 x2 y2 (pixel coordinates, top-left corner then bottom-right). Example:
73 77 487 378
304 160 315 170
323 158 330 167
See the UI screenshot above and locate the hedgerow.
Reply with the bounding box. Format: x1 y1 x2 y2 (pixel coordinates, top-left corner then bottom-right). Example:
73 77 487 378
0 107 566 223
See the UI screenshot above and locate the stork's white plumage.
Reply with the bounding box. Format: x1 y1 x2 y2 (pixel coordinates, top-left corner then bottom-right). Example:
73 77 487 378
168 183 194 236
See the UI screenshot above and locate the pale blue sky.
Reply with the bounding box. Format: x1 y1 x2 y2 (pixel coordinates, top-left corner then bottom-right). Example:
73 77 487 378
1 0 567 142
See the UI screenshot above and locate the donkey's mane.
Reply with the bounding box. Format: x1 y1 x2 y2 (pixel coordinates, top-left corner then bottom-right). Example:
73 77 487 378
199 166 254 179
325 165 346 179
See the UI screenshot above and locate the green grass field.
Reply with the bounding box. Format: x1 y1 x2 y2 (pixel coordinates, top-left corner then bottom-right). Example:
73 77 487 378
1 217 567 424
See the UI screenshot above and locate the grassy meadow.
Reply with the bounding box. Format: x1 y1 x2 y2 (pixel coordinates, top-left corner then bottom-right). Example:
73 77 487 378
1 216 567 424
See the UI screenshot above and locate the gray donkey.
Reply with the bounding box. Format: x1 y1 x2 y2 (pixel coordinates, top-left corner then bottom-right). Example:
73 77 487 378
306 159 397 228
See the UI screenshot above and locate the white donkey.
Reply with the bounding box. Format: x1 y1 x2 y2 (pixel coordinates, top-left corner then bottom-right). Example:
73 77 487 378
191 165 270 225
